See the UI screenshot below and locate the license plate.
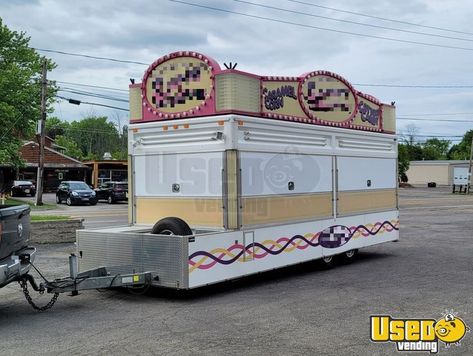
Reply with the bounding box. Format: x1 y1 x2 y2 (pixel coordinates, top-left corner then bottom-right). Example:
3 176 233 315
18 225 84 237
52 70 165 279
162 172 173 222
81 198 89 201
25 189 30 193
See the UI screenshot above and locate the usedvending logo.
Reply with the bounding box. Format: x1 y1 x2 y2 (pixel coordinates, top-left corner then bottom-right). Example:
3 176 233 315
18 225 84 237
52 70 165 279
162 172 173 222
370 312 469 353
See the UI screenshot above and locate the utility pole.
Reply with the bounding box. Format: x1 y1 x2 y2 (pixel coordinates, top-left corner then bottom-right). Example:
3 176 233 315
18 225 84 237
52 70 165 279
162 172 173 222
468 136 473 194
35 59 48 206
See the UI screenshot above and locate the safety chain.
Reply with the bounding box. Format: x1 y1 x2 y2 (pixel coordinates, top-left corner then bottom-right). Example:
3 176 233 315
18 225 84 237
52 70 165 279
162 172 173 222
19 278 59 312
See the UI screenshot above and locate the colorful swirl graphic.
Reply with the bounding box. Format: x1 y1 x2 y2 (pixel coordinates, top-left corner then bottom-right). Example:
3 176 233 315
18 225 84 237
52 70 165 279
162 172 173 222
188 219 399 272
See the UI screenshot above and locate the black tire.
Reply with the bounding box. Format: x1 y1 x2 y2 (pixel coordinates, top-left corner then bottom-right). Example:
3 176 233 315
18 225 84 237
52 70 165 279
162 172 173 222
90 200 97 206
342 249 358 263
56 195 61 204
320 254 338 268
66 197 73 206
107 195 114 204
151 217 193 236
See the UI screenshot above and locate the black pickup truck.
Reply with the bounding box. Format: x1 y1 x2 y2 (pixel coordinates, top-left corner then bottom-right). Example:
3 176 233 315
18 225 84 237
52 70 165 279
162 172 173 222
0 204 36 288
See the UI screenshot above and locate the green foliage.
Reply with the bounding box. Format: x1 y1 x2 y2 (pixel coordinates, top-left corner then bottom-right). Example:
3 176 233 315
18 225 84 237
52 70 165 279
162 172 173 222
399 137 451 163
68 116 122 158
0 19 56 167
45 116 127 160
448 130 473 160
54 135 83 159
398 137 450 181
31 215 71 221
421 138 450 160
397 143 410 181
45 117 70 139
0 141 24 167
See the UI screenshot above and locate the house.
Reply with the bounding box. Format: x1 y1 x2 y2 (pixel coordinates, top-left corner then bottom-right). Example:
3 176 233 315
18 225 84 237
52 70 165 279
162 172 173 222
83 159 128 188
19 136 89 192
406 160 470 186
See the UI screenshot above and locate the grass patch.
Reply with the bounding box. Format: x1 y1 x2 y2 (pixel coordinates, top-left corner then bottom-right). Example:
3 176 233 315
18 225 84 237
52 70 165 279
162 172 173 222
1 198 56 210
31 215 71 221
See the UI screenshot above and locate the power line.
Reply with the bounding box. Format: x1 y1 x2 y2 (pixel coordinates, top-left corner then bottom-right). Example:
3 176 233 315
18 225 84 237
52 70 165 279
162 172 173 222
54 80 128 92
398 117 473 122
401 112 473 116
397 134 462 138
232 0 473 43
33 48 148 66
46 125 125 135
57 78 473 92
354 83 473 88
284 0 473 36
57 95 129 111
168 1 473 51
58 88 129 103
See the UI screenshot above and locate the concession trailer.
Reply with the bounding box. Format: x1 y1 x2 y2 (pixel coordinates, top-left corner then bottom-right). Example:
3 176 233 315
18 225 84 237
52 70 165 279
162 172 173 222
77 51 399 290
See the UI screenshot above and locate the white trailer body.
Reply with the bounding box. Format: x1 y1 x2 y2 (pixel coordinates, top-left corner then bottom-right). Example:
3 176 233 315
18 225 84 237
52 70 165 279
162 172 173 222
77 51 398 289
77 115 398 289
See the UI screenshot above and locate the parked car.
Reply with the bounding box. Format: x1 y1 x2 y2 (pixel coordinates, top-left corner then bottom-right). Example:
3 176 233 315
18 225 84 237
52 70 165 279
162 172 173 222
95 181 128 204
11 180 36 197
56 181 97 206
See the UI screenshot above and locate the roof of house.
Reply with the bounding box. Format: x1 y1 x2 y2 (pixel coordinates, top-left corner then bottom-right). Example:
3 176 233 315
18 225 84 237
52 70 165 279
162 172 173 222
20 141 87 168
410 160 470 166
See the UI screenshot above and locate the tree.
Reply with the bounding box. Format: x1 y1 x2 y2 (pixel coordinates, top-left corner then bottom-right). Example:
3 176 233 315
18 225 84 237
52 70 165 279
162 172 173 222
400 124 423 161
112 124 128 160
54 135 83 159
398 143 410 182
0 19 56 167
66 116 121 159
45 116 70 139
422 138 450 160
448 130 473 160
43 116 128 160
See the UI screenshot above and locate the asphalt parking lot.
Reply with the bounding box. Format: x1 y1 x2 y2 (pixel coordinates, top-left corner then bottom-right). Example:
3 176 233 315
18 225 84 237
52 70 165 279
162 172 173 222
1 187 472 355
13 193 128 229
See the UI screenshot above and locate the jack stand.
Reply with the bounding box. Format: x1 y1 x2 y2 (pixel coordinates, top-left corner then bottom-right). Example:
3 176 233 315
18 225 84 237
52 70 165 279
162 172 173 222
69 254 79 296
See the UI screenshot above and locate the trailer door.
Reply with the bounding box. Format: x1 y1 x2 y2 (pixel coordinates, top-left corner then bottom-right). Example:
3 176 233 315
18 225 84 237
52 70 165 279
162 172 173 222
133 151 224 229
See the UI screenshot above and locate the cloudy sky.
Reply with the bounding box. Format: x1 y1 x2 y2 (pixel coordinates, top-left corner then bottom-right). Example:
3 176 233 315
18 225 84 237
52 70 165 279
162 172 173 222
2 0 473 143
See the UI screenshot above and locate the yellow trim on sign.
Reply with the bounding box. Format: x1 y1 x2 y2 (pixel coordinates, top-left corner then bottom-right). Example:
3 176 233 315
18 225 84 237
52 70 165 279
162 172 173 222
129 86 142 120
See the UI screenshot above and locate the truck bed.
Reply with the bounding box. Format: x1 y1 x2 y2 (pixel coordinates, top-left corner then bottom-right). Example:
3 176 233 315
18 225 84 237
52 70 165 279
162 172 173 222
0 204 34 288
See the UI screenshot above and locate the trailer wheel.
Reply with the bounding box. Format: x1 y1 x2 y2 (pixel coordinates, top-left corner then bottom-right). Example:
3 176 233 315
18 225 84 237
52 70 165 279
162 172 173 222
339 249 358 264
321 255 337 268
151 217 193 236
344 249 358 260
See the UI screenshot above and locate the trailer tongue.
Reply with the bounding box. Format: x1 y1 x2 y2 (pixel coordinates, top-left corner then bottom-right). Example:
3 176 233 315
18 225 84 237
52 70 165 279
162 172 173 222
17 253 156 311
1 205 156 311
